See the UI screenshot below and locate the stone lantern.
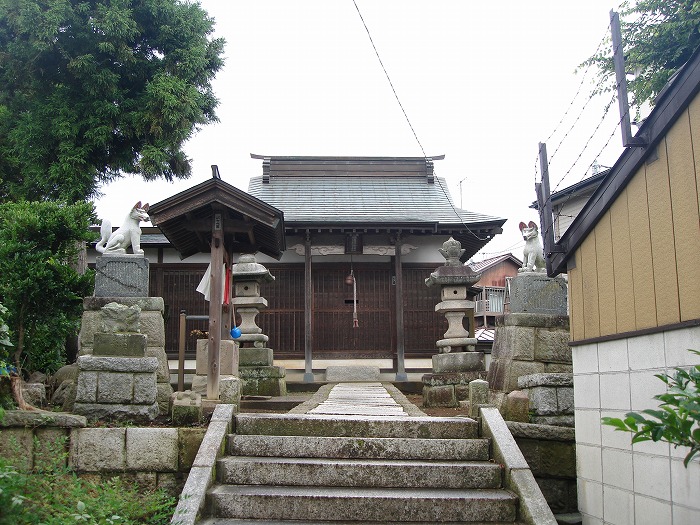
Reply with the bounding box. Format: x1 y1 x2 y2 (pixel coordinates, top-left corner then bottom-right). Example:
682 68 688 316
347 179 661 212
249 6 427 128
423 238 485 407
231 254 286 396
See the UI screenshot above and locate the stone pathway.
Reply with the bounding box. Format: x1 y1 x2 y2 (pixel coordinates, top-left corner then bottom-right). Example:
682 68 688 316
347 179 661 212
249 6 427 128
307 382 410 417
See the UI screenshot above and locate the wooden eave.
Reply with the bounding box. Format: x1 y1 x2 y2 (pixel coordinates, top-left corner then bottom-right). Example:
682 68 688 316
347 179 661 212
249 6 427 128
147 178 286 260
550 45 700 276
286 218 504 262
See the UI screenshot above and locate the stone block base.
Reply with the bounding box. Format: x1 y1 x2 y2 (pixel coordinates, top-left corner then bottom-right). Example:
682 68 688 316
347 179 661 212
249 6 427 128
190 375 242 405
241 376 287 397
195 339 239 376
239 347 273 367
325 366 380 382
422 385 458 408
73 402 159 422
432 352 484 373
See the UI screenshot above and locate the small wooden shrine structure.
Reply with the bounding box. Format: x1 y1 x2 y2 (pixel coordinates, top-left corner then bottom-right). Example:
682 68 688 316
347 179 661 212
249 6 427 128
147 168 285 398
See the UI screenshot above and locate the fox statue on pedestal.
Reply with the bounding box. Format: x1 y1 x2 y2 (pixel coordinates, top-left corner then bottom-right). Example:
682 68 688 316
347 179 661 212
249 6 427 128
95 201 150 255
518 221 546 273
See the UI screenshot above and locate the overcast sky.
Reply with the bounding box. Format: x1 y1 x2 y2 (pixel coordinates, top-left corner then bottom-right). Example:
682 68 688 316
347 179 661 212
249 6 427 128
94 0 630 261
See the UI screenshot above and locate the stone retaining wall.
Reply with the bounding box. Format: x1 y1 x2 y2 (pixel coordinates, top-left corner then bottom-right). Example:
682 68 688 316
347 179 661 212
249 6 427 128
506 421 577 514
0 411 205 495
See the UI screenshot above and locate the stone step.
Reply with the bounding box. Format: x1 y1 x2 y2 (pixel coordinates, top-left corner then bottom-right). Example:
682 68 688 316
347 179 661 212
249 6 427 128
234 413 479 439
228 434 490 461
208 485 518 522
218 456 502 489
199 519 526 525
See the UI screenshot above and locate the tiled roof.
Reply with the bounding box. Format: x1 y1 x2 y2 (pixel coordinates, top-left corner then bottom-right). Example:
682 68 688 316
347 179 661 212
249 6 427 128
468 253 522 273
248 174 501 226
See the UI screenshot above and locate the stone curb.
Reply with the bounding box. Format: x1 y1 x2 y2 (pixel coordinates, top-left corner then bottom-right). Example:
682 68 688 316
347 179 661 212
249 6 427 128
0 411 87 428
170 404 236 525
480 406 557 525
383 383 425 416
77 355 158 372
287 383 335 414
506 421 576 442
517 373 573 389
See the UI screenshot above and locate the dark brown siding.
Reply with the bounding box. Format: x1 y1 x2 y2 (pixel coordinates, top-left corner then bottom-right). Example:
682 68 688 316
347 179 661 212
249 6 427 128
153 262 445 361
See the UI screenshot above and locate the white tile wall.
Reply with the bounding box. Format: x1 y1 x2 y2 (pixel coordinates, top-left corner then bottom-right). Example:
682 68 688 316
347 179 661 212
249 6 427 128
574 343 599 374
632 454 671 500
576 408 602 446
670 458 700 507
603 485 635 525
627 332 665 370
663 326 700 367
599 372 631 411
634 495 672 525
578 478 604 520
573 327 700 523
629 369 665 411
578 443 603 482
600 410 635 450
672 504 700 524
598 338 629 372
574 373 601 409
602 448 634 490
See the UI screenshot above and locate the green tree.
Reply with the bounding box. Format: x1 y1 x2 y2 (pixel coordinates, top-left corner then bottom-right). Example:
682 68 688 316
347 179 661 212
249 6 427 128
0 201 95 374
0 0 225 202
581 0 700 110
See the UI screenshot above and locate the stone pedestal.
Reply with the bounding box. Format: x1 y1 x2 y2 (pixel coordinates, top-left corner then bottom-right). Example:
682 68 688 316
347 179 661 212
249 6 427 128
231 254 286 397
487 273 571 424
422 352 486 408
78 296 173 413
74 302 160 421
94 255 149 297
190 339 242 405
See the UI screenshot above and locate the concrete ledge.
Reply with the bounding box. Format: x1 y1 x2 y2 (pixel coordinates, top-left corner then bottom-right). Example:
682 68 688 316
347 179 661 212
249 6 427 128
170 404 236 525
506 421 575 442
324 366 380 382
480 406 557 525
0 411 86 428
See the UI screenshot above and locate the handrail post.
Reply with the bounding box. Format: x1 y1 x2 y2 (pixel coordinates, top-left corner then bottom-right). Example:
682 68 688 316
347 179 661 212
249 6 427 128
178 310 187 392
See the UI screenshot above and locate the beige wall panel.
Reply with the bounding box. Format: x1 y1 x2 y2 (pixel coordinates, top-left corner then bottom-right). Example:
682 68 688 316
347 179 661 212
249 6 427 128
645 139 681 326
594 214 617 336
666 108 700 322
569 250 585 342
609 188 636 333
626 166 658 329
689 95 700 215
580 232 600 339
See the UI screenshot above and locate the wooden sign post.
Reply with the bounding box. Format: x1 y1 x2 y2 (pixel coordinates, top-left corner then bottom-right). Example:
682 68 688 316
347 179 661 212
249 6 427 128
207 209 224 400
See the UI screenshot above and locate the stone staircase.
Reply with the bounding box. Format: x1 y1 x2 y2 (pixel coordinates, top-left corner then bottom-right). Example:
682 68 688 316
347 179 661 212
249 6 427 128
196 383 526 524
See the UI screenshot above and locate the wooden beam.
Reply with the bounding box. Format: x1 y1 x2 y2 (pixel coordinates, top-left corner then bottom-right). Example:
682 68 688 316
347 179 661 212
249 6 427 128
207 209 224 400
185 218 254 234
394 234 407 381
304 231 314 382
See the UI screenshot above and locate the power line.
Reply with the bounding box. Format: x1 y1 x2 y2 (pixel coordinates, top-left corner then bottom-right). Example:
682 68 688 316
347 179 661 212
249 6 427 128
351 0 426 158
351 0 494 244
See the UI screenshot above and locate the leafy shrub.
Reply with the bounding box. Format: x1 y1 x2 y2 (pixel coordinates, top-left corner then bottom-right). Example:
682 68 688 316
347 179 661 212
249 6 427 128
0 437 176 525
0 201 95 375
602 349 700 466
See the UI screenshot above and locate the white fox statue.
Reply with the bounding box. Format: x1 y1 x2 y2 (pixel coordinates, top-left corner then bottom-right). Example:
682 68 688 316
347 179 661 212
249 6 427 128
95 201 150 255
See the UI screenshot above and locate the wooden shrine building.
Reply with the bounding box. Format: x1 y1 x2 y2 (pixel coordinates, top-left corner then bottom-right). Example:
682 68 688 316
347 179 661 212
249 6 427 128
91 156 505 378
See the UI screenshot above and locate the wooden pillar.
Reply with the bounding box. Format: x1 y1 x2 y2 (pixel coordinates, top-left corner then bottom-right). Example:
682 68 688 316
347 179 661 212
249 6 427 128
303 231 314 382
394 233 407 381
207 209 224 400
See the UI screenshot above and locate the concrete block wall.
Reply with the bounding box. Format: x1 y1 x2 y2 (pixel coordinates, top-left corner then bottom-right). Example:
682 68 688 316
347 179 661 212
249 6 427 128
69 427 206 494
573 326 700 524
0 414 205 497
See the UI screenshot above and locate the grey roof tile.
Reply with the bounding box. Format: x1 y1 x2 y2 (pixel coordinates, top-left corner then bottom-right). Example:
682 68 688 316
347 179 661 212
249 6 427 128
248 175 502 226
